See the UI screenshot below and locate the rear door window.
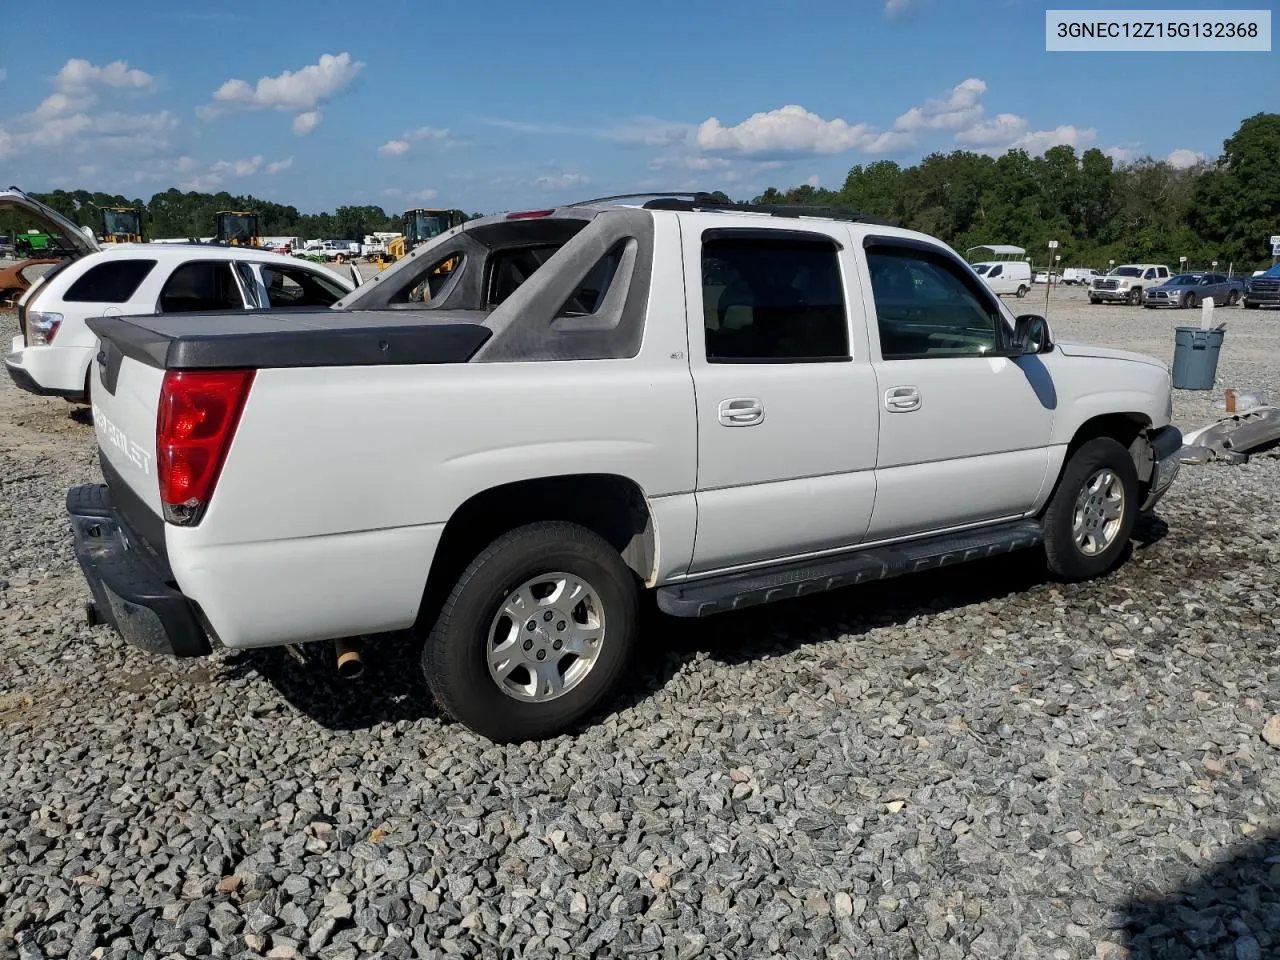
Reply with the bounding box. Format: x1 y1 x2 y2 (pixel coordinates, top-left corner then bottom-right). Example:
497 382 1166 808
259 263 348 308
158 262 246 312
63 260 157 303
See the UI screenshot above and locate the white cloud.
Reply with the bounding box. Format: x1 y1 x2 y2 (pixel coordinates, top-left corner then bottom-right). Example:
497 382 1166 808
696 105 910 159
1167 148 1207 169
378 139 411 157
1103 145 1138 163
55 58 153 92
210 155 263 177
383 187 440 201
956 113 1096 156
647 154 730 171
34 92 95 119
292 110 321 135
212 52 362 111
377 125 455 157
802 174 821 188
892 78 986 133
204 52 362 134
534 172 589 190
885 0 916 15
178 153 289 190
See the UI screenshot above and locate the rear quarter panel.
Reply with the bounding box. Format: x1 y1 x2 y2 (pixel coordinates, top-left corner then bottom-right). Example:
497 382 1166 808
166 211 700 649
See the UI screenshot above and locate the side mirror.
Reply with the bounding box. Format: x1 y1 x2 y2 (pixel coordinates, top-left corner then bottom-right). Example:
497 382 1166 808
1012 313 1052 355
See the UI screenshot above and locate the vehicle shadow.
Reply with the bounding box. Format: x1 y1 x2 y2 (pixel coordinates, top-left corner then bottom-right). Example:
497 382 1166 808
218 630 441 731
227 521 1171 735
1117 833 1280 959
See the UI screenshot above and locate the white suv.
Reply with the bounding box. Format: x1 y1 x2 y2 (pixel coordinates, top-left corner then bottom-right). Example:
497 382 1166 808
3 190 356 405
1089 264 1171 304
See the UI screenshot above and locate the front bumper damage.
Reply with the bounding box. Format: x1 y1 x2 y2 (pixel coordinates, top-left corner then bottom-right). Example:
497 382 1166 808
1141 424 1183 512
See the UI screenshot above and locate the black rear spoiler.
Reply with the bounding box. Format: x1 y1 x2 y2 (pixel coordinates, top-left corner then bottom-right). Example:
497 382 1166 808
86 311 493 371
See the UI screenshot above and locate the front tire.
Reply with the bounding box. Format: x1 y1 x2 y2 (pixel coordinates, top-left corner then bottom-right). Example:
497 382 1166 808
1043 437 1139 581
421 521 639 742
1183 292 1198 309
1127 288 1141 305
1089 296 1100 305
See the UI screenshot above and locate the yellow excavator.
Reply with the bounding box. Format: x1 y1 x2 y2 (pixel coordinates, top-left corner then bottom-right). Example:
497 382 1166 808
378 208 467 263
100 206 144 243
215 210 261 247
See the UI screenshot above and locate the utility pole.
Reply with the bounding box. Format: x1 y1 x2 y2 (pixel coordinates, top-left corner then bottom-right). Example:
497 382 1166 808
1045 240 1059 315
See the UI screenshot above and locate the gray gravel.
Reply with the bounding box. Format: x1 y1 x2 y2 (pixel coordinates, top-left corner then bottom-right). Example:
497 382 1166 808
2 291 1279 960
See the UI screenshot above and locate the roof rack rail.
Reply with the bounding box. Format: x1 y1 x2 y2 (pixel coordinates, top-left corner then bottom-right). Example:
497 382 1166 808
642 196 893 226
566 191 706 207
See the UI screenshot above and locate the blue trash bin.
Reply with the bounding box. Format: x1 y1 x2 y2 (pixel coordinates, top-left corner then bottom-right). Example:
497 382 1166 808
1171 326 1225 390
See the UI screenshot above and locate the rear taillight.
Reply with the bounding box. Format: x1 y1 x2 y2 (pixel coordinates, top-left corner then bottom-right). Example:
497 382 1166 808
156 369 255 525
26 311 63 345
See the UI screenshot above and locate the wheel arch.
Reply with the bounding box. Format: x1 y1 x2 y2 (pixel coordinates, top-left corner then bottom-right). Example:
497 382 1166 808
417 473 656 629
1041 412 1156 516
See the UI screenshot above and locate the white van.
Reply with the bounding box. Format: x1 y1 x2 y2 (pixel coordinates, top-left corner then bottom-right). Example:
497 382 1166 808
971 260 1032 298
1062 267 1101 286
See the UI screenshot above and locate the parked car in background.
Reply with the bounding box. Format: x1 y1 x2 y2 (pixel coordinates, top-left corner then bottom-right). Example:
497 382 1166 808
1062 268 1101 286
1243 263 1280 309
5 193 357 403
971 259 1032 297
1144 272 1243 309
1089 264 1171 304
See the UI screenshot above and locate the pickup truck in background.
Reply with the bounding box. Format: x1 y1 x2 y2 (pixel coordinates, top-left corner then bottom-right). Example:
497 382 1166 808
67 194 1183 742
1089 264 1172 304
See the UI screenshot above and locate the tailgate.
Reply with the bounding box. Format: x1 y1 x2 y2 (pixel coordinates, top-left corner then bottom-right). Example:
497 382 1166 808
91 339 166 522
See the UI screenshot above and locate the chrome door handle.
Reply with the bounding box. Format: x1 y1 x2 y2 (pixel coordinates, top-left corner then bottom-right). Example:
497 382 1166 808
884 386 921 412
718 398 764 426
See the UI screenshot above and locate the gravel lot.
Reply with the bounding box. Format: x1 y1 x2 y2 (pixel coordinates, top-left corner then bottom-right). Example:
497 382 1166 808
2 287 1278 960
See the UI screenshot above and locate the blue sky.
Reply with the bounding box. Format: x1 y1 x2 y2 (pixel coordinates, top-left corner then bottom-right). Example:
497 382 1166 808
0 0 1274 215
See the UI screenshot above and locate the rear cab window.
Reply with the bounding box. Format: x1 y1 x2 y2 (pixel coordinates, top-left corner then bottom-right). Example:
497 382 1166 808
63 260 157 303
701 231 850 362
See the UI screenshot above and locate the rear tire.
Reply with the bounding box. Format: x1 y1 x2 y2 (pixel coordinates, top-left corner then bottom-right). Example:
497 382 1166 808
1016 285 1029 298
421 521 639 742
1043 437 1139 582
1227 290 1239 306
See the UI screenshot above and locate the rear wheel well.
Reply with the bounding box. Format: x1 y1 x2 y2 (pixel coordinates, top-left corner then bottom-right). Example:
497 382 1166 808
417 474 654 630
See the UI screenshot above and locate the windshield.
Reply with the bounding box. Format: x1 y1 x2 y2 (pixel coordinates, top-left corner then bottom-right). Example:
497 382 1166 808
218 215 257 243
971 264 990 275
1111 267 1143 278
1261 263 1280 278
103 210 140 237
406 211 453 246
1168 274 1201 285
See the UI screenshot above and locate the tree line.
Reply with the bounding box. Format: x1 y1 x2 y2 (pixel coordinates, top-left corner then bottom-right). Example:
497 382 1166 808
11 188 485 244
749 112 1279 273
9 112 1276 271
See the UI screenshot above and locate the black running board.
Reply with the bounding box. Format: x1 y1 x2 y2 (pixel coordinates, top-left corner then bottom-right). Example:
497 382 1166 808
656 520 1044 618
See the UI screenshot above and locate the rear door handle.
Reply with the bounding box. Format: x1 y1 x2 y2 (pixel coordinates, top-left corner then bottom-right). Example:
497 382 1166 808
718 397 764 426
884 386 921 412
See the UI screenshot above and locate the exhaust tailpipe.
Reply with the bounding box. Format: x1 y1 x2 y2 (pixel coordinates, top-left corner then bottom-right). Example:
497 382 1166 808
334 637 364 680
